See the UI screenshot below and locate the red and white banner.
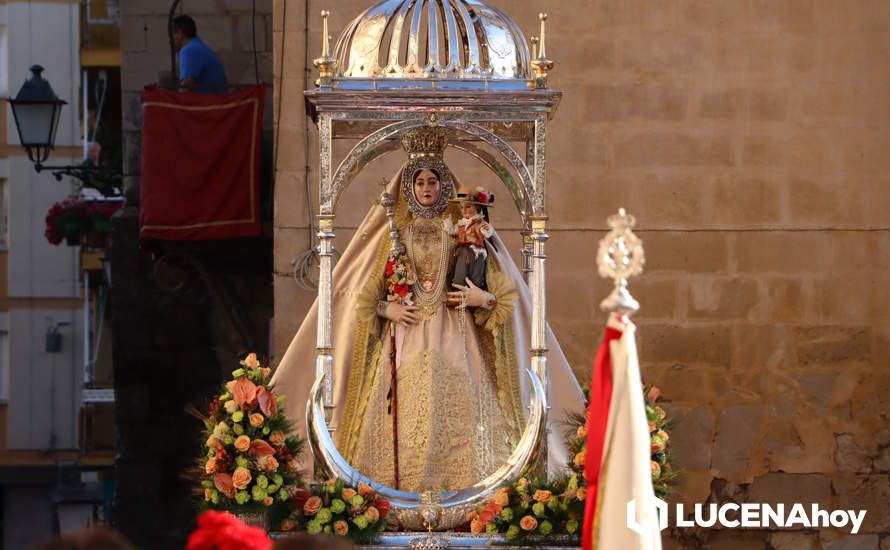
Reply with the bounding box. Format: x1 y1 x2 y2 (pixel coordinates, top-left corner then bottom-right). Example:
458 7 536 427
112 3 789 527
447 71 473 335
140 84 266 240
582 315 662 550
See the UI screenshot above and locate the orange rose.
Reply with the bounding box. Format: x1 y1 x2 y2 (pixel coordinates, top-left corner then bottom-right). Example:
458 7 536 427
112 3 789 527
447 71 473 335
573 452 586 468
466 511 479 522
364 506 380 523
333 520 349 536
577 425 587 439
204 488 213 501
241 353 261 369
657 429 669 443
259 455 279 473
249 413 264 428
269 431 286 447
228 378 258 406
286 459 299 472
533 490 552 503
249 439 276 458
303 495 323 516
342 488 357 501
651 461 661 478
576 488 587 501
493 489 510 507
232 467 252 490
647 386 661 403
263 496 274 506
479 510 495 524
358 483 375 497
519 515 538 531
280 519 296 531
205 435 221 450
213 473 236 499
260 367 271 381
205 457 217 474
235 435 251 452
470 519 484 533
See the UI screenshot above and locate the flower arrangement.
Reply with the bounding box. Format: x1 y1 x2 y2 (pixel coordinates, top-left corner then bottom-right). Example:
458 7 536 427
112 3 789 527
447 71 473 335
465 476 585 543
196 354 305 522
384 251 415 304
44 195 122 247
462 385 675 541
278 478 391 544
645 386 677 497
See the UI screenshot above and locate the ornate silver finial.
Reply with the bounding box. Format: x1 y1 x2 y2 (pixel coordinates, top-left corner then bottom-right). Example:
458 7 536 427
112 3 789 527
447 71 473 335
379 185 405 255
597 208 645 316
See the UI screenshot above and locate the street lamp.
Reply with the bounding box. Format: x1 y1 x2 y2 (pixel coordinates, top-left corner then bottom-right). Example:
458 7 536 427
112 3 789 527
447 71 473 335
7 65 66 165
7 65 120 196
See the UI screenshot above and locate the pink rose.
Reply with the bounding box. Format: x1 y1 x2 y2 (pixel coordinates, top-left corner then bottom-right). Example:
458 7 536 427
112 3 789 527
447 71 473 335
533 490 552 503
204 457 217 474
303 496 323 516
341 488 357 501
493 489 510 507
280 519 296 531
232 467 252 490
333 520 349 536
470 519 484 533
519 515 538 531
262 496 274 507
364 506 380 523
240 353 261 369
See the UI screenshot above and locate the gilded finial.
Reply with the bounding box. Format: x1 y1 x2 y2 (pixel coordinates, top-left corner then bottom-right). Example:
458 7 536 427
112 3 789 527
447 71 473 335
530 13 554 89
530 36 539 61
538 13 548 59
314 9 337 88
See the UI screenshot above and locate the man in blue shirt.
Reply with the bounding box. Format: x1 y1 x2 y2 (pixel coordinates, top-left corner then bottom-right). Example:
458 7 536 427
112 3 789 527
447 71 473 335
172 15 228 93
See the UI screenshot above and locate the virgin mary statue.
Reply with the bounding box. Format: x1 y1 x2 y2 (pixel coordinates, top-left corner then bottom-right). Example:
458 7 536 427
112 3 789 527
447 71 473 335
272 127 585 492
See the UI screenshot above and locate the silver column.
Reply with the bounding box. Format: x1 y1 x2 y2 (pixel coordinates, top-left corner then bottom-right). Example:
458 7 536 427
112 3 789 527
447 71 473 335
316 113 335 425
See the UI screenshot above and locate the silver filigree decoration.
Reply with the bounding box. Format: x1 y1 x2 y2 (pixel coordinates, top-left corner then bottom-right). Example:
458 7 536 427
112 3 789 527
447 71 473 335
597 208 645 316
401 157 455 218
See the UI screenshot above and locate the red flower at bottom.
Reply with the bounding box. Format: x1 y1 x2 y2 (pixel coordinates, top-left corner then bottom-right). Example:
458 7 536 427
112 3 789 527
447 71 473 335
186 511 272 550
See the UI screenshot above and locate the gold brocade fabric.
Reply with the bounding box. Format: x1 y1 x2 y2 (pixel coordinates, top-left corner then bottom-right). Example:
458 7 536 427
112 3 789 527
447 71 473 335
348 216 516 491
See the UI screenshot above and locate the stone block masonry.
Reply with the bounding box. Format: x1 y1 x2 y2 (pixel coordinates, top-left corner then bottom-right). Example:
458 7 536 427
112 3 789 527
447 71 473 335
270 0 890 546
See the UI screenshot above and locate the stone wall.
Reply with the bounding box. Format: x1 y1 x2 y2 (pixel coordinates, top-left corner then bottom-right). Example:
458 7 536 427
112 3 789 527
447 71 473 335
273 1 890 547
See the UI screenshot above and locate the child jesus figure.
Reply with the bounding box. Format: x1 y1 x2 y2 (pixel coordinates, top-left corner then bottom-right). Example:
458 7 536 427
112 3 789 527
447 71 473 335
446 186 495 292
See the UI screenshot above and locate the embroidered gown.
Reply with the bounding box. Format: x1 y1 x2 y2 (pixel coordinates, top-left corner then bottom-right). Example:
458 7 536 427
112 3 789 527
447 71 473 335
348 216 519 492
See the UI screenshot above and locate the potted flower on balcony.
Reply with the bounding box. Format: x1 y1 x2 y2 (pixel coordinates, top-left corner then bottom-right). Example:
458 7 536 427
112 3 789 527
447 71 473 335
44 194 123 248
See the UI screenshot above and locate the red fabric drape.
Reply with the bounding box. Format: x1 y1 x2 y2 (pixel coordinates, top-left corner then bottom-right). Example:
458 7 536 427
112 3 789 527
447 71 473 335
581 325 623 550
139 84 266 240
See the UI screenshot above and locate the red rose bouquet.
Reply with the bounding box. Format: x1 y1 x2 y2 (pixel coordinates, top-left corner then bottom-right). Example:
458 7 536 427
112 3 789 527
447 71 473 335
384 251 415 304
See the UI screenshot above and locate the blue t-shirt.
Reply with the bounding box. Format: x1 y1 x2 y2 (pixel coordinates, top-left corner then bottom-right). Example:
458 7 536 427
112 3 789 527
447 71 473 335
179 37 228 93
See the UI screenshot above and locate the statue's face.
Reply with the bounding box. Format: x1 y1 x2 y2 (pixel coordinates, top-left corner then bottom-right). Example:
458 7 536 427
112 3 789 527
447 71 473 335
413 169 441 207
460 202 479 218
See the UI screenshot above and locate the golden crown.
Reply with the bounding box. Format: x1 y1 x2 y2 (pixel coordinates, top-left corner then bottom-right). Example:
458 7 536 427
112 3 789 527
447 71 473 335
400 127 449 159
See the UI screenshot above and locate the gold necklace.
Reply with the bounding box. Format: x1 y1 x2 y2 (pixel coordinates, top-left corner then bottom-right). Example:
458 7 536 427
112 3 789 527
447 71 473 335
407 218 450 317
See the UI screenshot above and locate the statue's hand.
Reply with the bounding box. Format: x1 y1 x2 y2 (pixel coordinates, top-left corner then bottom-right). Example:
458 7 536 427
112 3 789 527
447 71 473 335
383 302 421 325
448 278 495 309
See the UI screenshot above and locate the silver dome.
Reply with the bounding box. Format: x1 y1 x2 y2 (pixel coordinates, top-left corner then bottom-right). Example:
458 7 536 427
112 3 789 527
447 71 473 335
334 0 531 85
